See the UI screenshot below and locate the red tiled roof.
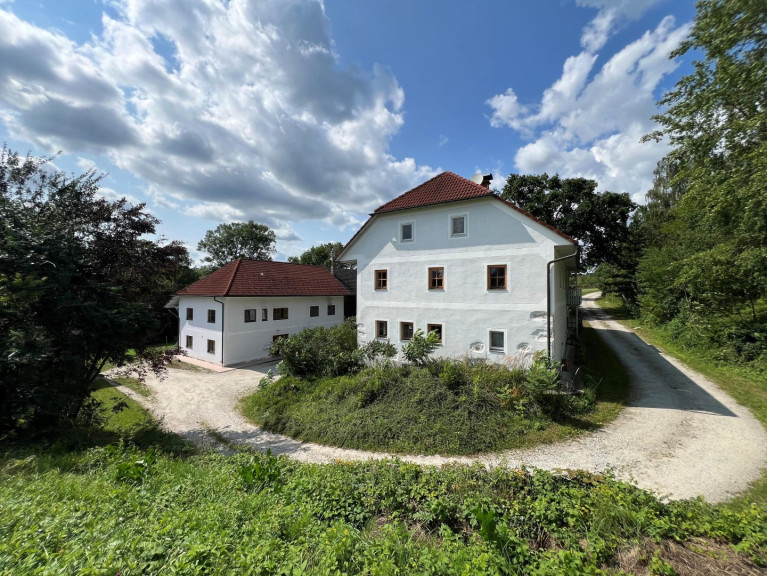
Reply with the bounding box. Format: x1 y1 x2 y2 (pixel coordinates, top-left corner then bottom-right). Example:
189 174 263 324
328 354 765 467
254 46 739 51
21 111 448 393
175 259 350 297
337 172 575 260
374 171 494 213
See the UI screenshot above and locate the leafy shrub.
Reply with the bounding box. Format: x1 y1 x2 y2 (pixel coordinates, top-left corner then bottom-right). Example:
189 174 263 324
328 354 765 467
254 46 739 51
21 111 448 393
401 329 440 366
271 318 362 378
237 449 283 492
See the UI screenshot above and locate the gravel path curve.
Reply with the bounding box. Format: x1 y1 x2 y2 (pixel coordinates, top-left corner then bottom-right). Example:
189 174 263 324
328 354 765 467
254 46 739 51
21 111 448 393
119 293 767 502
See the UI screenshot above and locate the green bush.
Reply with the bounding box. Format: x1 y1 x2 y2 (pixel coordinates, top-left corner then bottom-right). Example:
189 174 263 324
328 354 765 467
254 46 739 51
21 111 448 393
270 318 362 379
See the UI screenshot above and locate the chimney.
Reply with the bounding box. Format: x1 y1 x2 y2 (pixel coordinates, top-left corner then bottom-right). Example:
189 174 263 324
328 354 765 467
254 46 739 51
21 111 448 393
470 172 493 189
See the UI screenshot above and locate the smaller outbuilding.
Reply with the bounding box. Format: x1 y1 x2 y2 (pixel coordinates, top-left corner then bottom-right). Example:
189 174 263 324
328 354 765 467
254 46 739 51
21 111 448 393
166 259 350 366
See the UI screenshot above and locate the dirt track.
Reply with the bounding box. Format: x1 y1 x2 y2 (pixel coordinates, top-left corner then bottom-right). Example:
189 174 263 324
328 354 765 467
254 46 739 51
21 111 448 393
119 293 767 502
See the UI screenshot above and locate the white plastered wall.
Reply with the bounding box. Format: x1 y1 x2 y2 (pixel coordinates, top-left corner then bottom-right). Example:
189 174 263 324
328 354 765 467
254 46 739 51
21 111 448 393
179 295 345 365
342 197 575 364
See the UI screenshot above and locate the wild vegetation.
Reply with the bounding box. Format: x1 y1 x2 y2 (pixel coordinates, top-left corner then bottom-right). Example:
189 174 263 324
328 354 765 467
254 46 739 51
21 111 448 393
0 148 194 432
243 322 626 455
589 0 767 372
2 430 765 574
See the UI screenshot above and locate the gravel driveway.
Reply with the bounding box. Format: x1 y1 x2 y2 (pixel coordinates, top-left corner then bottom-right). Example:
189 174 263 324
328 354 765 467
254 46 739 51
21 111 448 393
119 293 767 503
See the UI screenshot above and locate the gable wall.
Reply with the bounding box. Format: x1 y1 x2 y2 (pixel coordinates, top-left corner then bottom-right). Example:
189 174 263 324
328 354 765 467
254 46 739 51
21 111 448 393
343 198 574 363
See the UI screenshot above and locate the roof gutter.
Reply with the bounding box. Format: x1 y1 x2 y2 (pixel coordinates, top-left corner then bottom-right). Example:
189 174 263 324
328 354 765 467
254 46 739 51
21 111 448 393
546 246 579 360
213 296 225 366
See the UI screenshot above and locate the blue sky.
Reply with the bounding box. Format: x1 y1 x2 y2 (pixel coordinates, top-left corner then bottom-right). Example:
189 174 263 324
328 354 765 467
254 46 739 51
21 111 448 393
0 0 697 262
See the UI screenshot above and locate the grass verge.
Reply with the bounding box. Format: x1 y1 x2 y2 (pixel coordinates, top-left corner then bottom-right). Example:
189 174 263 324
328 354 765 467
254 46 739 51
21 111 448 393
1 448 765 574
240 333 628 456
595 292 767 510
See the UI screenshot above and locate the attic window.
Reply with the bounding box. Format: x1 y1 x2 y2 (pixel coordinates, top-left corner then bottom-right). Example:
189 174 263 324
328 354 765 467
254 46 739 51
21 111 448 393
207 309 216 323
400 221 414 242
450 214 467 237
310 306 319 317
186 308 193 320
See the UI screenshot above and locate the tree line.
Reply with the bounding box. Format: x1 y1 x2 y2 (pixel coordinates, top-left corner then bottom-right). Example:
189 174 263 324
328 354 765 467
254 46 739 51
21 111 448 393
512 0 765 368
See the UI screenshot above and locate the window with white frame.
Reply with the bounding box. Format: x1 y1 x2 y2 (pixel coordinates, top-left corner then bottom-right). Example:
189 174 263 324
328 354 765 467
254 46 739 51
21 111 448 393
185 335 193 349
207 339 215 354
400 221 414 242
489 330 506 353
450 214 467 237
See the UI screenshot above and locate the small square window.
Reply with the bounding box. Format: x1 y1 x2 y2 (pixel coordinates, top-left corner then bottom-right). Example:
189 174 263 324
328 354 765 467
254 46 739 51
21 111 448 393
273 307 289 320
207 309 216 323
450 215 466 237
262 308 268 321
310 305 319 317
487 265 507 290
207 339 215 354
489 331 505 353
400 222 413 242
186 308 193 320
244 309 257 323
186 335 193 349
400 322 414 341
427 323 443 344
375 269 388 290
328 304 336 316
376 320 388 338
428 267 444 290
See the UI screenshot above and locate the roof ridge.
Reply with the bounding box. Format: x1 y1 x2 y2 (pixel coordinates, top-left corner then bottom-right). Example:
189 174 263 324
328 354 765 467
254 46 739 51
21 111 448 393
223 258 243 296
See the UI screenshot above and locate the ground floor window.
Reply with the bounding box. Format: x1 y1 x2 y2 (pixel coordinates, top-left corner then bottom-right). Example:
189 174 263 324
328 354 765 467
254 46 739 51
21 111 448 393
489 330 505 353
244 309 257 322
310 305 319 317
376 320 388 338
427 323 443 344
186 335 193 349
400 322 414 341
262 308 268 321
328 304 336 315
273 307 289 320
207 339 215 354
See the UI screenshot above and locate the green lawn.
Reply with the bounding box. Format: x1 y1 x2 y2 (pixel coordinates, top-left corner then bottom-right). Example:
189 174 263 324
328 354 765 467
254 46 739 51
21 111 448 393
594 293 767 510
240 328 629 456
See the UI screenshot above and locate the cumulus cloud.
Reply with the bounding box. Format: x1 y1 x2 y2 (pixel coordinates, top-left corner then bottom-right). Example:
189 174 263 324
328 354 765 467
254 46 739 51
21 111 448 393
487 6 691 198
0 0 435 233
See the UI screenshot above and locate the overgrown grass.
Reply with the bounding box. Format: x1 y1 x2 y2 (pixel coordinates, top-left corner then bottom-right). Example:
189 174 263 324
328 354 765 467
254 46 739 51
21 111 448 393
1 447 765 574
241 337 628 456
595 292 767 511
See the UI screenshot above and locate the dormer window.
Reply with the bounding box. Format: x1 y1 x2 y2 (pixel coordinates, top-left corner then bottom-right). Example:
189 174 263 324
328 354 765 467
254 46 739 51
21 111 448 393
400 221 414 242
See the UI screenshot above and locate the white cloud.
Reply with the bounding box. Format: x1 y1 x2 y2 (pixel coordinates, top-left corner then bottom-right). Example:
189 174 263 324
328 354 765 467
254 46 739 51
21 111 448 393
0 0 435 231
487 10 691 197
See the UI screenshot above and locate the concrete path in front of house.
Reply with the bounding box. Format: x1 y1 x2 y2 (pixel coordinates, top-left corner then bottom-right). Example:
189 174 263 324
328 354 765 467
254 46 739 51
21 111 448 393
116 293 767 503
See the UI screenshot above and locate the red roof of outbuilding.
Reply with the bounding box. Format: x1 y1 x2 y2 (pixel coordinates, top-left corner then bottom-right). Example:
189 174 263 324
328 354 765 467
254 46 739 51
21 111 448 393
175 259 350 297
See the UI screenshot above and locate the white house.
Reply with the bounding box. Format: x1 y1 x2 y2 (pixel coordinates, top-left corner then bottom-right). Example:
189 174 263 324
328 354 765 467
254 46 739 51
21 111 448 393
337 171 579 365
167 259 349 366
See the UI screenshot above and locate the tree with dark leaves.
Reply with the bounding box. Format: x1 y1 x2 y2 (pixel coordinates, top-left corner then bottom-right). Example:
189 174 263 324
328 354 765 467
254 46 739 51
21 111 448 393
0 147 184 431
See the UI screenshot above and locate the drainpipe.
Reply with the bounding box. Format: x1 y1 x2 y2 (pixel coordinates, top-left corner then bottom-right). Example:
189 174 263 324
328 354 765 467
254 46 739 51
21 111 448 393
213 296 225 366
546 247 579 360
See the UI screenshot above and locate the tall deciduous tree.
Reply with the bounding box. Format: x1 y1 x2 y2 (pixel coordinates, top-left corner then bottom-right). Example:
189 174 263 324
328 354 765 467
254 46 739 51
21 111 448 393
0 148 183 430
500 173 636 269
641 0 767 326
197 221 276 267
287 242 353 269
